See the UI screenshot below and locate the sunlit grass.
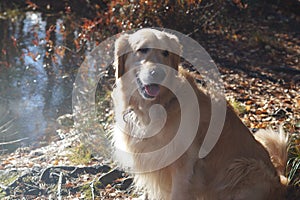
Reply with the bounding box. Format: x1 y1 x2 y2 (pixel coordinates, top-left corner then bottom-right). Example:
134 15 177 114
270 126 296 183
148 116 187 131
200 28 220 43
229 99 247 115
287 133 300 186
68 143 93 165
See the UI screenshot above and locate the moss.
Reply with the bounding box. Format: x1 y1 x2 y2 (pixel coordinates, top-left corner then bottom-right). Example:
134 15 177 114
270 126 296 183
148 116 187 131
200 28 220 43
68 143 93 165
0 171 19 197
79 181 102 200
80 184 93 199
0 170 19 186
229 99 247 115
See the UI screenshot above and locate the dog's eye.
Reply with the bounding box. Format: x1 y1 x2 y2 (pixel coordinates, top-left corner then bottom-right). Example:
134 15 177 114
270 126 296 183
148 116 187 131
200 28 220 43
137 48 149 54
162 50 169 57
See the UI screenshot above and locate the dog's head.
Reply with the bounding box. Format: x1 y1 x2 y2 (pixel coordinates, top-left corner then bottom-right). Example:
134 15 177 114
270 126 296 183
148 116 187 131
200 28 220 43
114 28 182 101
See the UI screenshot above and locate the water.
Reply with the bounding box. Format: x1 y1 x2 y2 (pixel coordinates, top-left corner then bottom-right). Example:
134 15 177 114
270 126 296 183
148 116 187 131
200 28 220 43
0 11 79 152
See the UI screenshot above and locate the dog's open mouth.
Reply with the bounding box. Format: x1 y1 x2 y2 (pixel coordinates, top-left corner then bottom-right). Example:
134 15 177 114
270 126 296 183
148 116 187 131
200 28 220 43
137 77 160 99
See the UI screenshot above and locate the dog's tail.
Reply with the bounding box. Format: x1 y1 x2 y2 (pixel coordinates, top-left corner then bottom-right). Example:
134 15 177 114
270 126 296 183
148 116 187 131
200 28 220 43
254 127 289 185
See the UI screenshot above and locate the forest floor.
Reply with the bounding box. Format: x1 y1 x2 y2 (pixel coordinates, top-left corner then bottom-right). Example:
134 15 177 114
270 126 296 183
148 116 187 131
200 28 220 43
0 1 299 199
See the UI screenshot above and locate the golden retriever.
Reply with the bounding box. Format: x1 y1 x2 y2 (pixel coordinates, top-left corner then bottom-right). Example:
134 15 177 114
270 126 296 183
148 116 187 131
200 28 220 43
111 28 288 200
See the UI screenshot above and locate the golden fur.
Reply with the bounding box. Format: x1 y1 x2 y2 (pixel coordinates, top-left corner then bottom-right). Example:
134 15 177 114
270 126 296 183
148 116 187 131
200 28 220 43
112 28 288 200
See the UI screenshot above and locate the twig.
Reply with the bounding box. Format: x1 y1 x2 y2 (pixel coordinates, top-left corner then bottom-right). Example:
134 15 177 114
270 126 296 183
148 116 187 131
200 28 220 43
57 172 63 200
60 45 77 54
90 178 96 200
0 137 28 145
0 111 11 124
0 118 15 132
23 182 40 190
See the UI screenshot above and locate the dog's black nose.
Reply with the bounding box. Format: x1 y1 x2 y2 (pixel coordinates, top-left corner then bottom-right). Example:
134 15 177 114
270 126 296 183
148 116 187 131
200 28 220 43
149 68 166 83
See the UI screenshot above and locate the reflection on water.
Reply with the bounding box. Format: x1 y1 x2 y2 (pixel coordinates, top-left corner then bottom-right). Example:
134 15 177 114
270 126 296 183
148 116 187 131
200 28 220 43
0 11 77 152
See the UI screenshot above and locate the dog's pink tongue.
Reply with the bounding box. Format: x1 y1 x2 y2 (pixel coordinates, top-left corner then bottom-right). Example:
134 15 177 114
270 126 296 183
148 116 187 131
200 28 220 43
144 84 160 97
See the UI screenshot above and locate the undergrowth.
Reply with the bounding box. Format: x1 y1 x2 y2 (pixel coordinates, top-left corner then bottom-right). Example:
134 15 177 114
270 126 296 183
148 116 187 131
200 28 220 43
288 133 300 186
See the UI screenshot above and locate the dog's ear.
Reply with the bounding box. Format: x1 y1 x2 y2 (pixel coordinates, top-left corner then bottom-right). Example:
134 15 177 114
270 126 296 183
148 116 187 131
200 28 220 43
170 53 181 71
165 33 182 71
114 34 130 79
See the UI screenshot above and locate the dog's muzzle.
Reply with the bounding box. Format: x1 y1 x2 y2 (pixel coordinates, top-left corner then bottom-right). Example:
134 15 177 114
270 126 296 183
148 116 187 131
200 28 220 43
136 67 166 100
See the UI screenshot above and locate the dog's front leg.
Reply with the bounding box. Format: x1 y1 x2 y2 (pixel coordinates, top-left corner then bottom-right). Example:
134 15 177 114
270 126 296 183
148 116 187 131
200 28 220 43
170 172 196 200
170 161 197 200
